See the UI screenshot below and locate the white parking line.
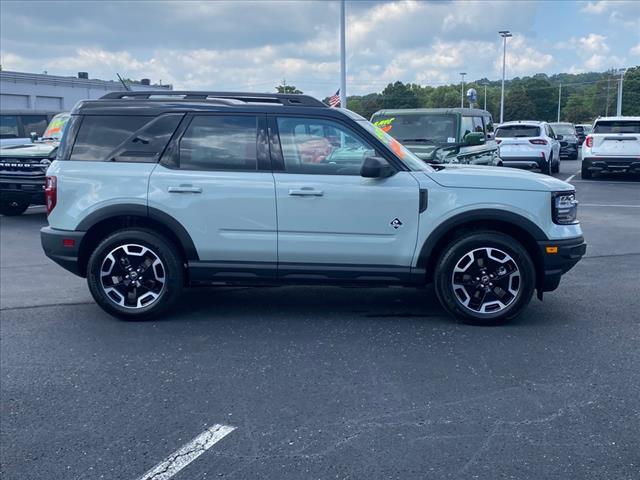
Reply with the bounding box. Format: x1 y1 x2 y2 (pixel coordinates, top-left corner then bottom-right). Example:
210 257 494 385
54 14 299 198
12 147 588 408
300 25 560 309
581 204 640 208
135 424 236 480
565 169 581 183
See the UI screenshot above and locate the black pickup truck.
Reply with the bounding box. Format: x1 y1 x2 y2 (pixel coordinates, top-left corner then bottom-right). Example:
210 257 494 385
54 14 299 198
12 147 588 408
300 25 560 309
0 113 69 216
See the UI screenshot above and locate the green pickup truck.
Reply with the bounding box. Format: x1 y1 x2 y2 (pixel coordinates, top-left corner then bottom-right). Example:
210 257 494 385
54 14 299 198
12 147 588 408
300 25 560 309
371 108 501 166
0 113 69 215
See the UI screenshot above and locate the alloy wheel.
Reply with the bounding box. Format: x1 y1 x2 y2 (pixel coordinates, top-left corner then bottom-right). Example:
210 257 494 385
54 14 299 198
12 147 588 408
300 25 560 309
99 244 166 309
451 247 521 314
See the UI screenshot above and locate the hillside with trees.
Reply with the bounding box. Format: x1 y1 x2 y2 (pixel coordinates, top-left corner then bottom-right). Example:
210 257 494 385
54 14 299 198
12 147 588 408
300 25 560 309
330 66 639 122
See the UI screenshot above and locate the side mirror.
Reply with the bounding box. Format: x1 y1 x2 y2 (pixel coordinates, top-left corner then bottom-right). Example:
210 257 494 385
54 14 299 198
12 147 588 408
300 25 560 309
463 132 485 146
30 132 39 141
556 134 564 140
361 156 394 178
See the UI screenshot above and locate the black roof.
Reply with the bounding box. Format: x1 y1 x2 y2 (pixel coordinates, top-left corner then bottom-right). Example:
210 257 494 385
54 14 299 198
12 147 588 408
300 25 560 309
72 91 369 120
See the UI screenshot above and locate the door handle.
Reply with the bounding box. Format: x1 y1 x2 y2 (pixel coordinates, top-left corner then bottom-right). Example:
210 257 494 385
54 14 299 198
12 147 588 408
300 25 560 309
288 187 324 197
168 185 202 194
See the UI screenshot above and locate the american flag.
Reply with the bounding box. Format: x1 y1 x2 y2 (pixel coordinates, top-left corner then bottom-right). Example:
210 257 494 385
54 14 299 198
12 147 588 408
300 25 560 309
328 89 340 107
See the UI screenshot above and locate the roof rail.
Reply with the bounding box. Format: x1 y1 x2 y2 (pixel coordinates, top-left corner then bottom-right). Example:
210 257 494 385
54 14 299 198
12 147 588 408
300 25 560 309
99 91 327 107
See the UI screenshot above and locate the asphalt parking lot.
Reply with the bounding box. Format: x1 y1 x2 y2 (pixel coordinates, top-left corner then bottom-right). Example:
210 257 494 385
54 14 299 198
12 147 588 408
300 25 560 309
1 159 639 480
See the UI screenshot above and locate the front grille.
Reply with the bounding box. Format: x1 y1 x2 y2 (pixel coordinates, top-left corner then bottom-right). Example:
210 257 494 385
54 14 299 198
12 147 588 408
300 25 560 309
0 158 49 173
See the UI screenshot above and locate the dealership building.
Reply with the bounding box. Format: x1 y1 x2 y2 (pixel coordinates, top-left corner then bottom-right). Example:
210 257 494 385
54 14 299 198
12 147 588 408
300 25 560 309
0 70 172 112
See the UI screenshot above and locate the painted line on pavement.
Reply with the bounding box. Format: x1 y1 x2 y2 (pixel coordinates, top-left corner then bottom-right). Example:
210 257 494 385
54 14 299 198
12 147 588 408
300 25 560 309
135 424 236 480
580 204 640 208
565 168 581 183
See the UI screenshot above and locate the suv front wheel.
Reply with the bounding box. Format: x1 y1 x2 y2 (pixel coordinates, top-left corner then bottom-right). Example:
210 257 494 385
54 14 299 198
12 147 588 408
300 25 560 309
434 231 535 325
87 229 183 320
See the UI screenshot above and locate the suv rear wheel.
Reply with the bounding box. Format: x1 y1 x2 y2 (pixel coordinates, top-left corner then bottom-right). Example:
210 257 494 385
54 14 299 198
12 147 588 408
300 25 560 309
0 199 29 216
87 229 183 320
434 231 535 325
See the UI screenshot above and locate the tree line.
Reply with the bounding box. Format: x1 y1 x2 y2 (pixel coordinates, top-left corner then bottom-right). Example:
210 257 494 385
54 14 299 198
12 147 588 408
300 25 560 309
307 66 639 123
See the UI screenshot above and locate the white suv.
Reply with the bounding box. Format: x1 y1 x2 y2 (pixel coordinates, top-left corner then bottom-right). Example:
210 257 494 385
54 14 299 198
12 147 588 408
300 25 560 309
581 116 640 179
495 121 561 174
40 91 586 325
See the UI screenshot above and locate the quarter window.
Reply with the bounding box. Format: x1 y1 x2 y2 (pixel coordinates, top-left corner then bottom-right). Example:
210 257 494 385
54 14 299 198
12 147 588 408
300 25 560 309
460 116 474 138
276 117 376 175
71 115 153 161
472 117 485 135
179 115 258 171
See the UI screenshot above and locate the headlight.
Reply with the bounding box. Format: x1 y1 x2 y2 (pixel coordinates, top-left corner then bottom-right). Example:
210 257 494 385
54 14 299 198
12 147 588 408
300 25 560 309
552 191 579 224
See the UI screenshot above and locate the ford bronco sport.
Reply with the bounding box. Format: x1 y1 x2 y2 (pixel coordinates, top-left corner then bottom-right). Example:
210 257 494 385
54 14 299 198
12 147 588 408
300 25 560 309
41 92 586 324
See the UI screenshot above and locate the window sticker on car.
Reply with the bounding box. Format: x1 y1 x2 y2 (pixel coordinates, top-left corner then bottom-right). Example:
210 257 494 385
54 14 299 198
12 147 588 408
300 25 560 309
373 125 405 159
447 137 456 143
373 117 395 133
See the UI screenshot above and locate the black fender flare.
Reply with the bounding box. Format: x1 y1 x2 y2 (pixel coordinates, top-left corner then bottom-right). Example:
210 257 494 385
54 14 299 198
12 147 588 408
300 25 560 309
416 208 548 269
76 203 199 260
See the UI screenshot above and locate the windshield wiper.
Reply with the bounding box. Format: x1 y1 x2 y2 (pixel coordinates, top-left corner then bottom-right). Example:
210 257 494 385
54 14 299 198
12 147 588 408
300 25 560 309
400 138 437 144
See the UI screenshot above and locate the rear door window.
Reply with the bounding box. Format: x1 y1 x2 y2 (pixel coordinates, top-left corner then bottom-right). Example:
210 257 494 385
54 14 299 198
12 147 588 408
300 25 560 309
178 115 258 171
71 115 154 161
460 116 474 137
472 117 485 136
495 125 541 138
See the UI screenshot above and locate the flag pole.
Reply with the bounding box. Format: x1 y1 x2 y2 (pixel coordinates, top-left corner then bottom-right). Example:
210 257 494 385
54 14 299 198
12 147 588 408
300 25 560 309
340 0 347 108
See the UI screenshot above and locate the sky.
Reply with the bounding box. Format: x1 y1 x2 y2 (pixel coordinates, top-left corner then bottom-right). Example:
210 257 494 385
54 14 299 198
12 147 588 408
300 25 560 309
1 0 639 98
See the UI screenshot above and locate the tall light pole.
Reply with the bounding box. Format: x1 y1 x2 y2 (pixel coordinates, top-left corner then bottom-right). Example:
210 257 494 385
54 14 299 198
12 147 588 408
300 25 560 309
499 30 512 123
460 72 466 108
616 68 625 116
557 82 562 122
339 0 347 109
480 81 488 110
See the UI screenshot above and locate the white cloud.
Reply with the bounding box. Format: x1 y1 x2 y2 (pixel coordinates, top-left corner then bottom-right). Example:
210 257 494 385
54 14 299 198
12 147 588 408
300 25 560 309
493 35 555 76
581 0 640 29
631 43 640 57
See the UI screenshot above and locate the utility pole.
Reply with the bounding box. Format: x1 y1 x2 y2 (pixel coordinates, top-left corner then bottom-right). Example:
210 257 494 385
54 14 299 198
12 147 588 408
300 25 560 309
483 83 488 110
339 0 347 109
557 82 562 122
616 68 625 116
499 30 512 123
605 71 611 116
460 72 466 108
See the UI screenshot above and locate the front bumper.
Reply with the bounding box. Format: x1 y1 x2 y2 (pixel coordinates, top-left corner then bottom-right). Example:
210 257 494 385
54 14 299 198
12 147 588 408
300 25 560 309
583 157 640 174
41 226 86 277
537 236 586 292
0 173 46 205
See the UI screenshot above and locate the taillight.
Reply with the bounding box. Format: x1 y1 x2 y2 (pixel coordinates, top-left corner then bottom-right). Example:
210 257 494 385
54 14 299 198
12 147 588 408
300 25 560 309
45 176 57 215
496 139 502 144
529 139 548 145
585 135 593 148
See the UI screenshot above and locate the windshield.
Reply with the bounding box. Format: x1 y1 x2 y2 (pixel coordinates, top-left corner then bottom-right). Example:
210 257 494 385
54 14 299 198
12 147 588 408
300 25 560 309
593 120 640 134
495 125 541 138
371 114 457 144
357 120 433 171
41 113 70 141
551 124 575 135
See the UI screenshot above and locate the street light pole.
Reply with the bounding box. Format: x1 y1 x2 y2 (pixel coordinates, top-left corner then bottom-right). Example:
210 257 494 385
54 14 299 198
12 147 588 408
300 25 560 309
499 30 512 123
616 68 625 116
483 83 487 110
339 0 346 109
460 72 466 108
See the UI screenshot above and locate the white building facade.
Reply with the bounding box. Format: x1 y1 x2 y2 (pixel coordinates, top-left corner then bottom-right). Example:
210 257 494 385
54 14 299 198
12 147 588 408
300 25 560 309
0 70 172 112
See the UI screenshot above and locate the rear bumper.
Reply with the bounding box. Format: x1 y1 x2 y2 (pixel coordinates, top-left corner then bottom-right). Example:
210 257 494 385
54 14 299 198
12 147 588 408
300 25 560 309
41 226 86 277
582 157 640 173
500 157 545 170
537 236 587 292
559 144 579 158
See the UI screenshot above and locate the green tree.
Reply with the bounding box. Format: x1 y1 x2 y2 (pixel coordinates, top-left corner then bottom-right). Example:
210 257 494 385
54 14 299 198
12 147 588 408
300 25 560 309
503 87 537 121
621 66 640 116
380 81 419 109
276 84 303 94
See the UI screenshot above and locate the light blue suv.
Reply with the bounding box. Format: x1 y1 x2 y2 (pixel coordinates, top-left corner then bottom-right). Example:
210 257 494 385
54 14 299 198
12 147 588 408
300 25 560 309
40 91 586 324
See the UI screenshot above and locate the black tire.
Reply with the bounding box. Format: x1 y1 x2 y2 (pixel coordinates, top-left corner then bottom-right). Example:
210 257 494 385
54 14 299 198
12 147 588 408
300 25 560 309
552 159 560 173
581 165 592 179
87 228 184 320
0 199 29 216
434 231 536 325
